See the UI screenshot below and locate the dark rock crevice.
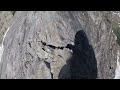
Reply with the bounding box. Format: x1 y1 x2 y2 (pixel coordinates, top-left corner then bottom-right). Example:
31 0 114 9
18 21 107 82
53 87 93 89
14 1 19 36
44 60 53 79
11 11 16 16
41 41 65 50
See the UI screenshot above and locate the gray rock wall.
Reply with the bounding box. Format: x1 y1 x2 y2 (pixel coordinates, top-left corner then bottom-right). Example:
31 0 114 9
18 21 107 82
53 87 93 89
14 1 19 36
0 11 118 79
0 11 14 44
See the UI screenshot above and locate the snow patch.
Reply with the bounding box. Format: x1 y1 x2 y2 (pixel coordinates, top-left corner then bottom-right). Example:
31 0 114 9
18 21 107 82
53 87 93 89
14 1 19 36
0 27 10 62
0 45 3 62
114 50 120 79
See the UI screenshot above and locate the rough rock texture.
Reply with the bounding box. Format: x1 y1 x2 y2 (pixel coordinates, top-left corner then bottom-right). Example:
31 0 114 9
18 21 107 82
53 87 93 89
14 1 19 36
0 11 14 64
0 11 118 79
0 11 14 44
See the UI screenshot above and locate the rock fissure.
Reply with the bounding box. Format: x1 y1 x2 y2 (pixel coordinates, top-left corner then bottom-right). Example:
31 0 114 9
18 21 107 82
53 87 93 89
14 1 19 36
44 60 53 79
41 41 65 50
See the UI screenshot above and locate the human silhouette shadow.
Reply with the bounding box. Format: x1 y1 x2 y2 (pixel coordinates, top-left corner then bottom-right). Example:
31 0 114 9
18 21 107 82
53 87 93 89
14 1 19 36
58 30 97 79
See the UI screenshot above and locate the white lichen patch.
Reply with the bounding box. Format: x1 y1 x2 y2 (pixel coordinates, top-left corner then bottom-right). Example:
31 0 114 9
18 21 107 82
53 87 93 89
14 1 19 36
115 35 117 41
112 11 120 18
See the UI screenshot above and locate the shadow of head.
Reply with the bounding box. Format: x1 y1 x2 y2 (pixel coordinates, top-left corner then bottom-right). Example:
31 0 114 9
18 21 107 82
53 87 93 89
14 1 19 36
58 30 97 79
75 30 88 44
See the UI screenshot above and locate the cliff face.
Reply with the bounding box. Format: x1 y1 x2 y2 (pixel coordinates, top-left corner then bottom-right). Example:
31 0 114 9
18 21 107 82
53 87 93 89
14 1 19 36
0 11 14 44
0 11 118 79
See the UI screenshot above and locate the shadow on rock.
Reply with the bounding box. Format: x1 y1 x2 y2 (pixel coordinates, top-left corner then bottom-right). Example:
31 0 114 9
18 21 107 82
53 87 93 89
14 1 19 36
58 30 97 79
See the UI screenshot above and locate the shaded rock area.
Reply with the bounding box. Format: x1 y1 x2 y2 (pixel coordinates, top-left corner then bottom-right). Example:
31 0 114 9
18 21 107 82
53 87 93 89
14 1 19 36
0 11 119 79
59 30 97 79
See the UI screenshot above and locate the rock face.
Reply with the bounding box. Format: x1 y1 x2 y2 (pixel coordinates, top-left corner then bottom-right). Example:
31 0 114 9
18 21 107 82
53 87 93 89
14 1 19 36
0 11 118 79
0 11 14 44
0 11 14 66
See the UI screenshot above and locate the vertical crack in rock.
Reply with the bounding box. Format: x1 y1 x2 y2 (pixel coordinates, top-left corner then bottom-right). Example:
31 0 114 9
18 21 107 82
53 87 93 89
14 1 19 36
44 60 53 79
11 11 16 16
28 42 32 48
